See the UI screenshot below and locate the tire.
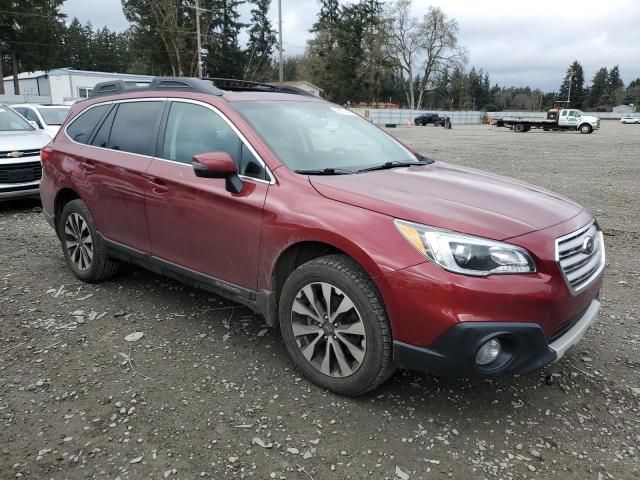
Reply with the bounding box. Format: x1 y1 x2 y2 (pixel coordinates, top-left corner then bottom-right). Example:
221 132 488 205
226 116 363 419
579 124 592 134
278 254 394 396
58 199 120 283
514 123 525 133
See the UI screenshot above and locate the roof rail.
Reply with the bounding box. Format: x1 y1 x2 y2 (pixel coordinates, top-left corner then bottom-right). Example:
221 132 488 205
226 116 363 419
89 77 223 98
203 77 316 97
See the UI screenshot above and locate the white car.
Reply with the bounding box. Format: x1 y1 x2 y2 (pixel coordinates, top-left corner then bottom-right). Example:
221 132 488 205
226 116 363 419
11 104 71 137
620 114 640 124
0 105 52 200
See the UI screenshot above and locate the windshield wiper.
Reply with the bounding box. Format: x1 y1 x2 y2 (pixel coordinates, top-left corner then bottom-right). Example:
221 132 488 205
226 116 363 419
356 160 429 173
295 168 353 175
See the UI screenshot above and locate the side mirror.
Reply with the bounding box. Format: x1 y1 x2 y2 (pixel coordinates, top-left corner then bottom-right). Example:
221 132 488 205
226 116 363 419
29 120 41 129
192 152 243 194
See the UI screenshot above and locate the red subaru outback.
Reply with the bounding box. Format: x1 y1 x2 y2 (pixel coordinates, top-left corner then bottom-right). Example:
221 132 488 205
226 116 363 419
40 78 604 396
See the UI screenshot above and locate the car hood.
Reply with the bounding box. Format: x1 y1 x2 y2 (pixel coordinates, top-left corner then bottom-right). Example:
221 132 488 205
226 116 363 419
0 129 51 151
309 162 584 240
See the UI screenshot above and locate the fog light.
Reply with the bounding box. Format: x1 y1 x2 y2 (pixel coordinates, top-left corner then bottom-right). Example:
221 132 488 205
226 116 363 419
476 338 501 365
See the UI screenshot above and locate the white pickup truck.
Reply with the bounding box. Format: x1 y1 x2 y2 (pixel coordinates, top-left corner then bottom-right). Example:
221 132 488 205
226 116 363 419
493 108 601 134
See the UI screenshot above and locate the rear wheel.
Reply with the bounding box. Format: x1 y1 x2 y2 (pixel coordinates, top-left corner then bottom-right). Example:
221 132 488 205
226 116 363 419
514 123 525 133
279 255 393 396
58 199 120 282
579 123 592 134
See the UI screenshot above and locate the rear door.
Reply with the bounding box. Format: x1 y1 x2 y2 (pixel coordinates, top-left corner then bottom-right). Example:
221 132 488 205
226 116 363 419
75 100 165 252
145 99 270 290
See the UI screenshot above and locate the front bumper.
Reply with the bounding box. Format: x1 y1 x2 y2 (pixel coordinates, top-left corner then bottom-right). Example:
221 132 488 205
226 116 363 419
393 298 600 377
0 181 41 200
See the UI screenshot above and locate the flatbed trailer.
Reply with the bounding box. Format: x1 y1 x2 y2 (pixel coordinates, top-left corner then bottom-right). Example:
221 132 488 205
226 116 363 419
493 108 600 134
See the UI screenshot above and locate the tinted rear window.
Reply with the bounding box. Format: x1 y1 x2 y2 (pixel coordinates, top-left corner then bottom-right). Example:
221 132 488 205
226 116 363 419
108 102 164 156
67 105 110 143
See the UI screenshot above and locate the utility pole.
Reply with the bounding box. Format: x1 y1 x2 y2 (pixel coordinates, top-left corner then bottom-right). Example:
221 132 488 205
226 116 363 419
278 0 283 85
567 73 573 106
195 0 203 78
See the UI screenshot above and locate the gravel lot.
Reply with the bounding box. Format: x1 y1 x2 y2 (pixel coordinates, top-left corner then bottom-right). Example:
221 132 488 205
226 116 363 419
1 122 638 479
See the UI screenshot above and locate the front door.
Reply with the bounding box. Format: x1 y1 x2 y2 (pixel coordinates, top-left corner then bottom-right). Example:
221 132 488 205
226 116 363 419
145 100 270 291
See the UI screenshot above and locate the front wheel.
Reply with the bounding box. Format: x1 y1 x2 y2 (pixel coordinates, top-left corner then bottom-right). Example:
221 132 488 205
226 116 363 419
279 255 394 396
514 123 525 133
579 124 592 134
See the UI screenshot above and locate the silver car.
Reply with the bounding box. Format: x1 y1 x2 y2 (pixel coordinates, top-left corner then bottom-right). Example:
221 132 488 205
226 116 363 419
0 105 52 200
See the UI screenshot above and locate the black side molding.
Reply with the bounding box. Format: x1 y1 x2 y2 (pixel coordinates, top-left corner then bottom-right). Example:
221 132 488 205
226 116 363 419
99 234 274 321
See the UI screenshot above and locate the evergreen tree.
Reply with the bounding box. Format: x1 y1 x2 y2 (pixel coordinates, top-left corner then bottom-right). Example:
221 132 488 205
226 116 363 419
588 67 608 108
625 78 640 109
558 60 585 108
205 0 247 78
607 65 624 92
606 65 625 105
244 0 277 81
0 0 65 94
59 19 93 70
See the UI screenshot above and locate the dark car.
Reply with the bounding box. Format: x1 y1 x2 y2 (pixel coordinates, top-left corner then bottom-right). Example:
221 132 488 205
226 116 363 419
414 112 443 126
40 77 604 396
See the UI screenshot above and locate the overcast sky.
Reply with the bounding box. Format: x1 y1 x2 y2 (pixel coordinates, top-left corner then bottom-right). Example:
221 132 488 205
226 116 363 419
62 0 640 91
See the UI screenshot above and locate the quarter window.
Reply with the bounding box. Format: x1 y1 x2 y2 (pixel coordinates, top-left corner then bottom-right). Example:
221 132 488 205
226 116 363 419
91 106 117 148
66 104 111 144
108 102 164 156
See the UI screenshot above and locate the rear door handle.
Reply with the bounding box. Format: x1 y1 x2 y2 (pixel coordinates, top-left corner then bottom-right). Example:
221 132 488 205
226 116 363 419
81 160 96 172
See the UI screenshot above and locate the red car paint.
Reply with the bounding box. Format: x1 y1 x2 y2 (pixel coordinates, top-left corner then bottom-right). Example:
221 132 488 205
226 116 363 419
40 88 603 357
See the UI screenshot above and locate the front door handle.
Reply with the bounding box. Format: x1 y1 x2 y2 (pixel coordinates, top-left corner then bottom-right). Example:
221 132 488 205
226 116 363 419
148 176 169 194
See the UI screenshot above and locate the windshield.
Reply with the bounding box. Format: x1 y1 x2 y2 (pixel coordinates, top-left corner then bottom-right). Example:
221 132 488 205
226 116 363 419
233 101 417 171
0 106 33 131
37 107 70 126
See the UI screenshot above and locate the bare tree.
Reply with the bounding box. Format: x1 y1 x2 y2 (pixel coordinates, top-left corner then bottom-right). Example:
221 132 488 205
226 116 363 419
415 7 466 109
385 0 421 109
148 1 186 76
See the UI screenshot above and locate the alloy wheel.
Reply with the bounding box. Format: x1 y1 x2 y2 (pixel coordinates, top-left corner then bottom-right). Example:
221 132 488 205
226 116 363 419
64 213 94 271
290 282 366 378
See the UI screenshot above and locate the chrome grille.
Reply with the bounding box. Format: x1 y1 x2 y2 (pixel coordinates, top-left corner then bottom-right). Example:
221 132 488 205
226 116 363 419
556 222 605 294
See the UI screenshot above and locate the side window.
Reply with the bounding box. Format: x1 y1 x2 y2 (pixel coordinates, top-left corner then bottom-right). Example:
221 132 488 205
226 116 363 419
162 102 267 180
108 101 164 156
561 110 568 117
162 102 240 165
14 107 27 117
66 104 110 144
568 110 577 117
90 105 117 148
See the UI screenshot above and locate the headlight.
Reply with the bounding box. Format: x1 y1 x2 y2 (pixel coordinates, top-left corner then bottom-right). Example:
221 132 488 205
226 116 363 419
394 219 536 276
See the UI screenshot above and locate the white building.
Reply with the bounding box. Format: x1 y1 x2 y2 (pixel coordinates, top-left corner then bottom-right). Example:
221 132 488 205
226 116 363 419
269 80 324 98
2 68 153 104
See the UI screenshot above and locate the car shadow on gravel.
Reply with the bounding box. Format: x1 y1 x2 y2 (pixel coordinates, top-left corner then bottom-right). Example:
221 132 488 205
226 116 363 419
0 197 41 212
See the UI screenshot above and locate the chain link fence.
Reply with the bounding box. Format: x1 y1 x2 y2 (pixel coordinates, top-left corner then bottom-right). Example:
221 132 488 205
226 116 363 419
350 108 625 126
